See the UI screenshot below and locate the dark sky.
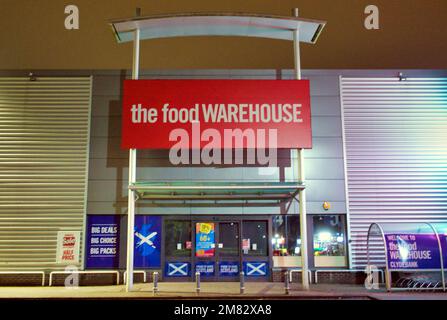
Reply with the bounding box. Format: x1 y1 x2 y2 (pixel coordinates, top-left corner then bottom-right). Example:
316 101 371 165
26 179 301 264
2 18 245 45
1 0 446 69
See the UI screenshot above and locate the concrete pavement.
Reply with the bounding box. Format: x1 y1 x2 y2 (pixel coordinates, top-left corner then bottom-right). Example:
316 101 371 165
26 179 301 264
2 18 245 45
0 282 446 300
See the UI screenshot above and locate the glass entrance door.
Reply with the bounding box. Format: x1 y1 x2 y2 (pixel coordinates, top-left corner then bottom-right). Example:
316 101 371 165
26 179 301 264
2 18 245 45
217 222 241 281
193 221 242 281
164 217 271 282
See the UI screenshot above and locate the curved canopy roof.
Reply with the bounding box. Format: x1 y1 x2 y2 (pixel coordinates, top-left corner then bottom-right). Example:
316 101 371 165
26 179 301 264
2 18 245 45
110 12 326 44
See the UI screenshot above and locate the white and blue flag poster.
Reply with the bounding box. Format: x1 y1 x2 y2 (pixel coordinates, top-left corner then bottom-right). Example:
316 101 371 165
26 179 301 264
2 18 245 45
86 215 120 268
243 262 268 277
134 215 161 268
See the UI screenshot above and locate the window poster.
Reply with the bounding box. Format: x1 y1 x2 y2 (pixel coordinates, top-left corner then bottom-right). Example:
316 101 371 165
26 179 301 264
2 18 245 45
195 223 215 257
86 215 120 269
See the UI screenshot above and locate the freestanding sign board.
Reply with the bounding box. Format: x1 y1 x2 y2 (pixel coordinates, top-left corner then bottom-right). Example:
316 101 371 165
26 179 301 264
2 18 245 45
111 12 325 291
121 80 312 150
384 233 442 270
56 231 81 264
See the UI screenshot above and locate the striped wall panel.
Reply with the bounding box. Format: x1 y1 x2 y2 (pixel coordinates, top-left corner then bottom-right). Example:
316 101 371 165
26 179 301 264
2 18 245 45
340 77 447 269
0 77 92 270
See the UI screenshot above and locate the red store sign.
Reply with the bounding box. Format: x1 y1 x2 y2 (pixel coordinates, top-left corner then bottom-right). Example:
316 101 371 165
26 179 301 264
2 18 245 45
121 80 312 150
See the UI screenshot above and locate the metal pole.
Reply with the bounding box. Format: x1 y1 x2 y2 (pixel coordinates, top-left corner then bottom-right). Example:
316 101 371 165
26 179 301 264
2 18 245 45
125 27 140 292
292 8 310 291
428 223 446 292
285 271 290 294
195 272 201 294
153 271 159 293
240 271 245 294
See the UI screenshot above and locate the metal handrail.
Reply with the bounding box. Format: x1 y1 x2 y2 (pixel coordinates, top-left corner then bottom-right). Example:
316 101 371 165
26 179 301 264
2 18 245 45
288 269 312 284
0 271 45 286
49 270 120 286
314 269 384 284
123 270 147 284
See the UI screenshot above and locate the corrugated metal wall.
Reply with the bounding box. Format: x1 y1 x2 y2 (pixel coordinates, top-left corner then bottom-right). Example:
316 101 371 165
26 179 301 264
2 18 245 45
341 77 447 269
0 77 92 270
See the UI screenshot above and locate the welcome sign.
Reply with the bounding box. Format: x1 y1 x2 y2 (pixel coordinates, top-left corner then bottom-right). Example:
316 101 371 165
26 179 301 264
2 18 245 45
385 234 441 270
121 80 312 150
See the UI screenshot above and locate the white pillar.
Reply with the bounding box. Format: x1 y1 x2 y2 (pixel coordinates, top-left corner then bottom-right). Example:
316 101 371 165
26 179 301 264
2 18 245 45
126 28 140 292
293 15 310 290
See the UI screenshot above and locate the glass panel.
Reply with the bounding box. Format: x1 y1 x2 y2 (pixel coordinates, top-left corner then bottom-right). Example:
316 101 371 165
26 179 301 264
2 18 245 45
272 216 286 256
432 223 447 235
219 222 239 257
287 216 301 256
313 215 347 267
379 222 435 235
165 220 192 257
272 216 301 256
242 221 268 256
195 222 215 257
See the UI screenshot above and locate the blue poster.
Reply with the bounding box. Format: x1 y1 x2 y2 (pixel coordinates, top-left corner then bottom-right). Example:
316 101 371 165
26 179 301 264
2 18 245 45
219 262 239 277
243 262 268 277
166 262 191 277
86 215 120 269
134 216 162 268
195 262 215 276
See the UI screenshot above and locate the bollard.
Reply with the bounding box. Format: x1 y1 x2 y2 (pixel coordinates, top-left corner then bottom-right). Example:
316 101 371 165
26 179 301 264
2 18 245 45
240 271 245 294
285 271 290 294
195 272 201 294
152 271 159 293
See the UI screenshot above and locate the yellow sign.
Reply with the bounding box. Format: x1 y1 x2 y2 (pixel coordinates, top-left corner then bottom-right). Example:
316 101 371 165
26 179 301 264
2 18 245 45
199 223 212 234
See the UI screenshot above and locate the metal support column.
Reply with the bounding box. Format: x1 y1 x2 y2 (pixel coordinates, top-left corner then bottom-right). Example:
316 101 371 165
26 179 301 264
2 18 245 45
126 27 140 292
293 8 309 290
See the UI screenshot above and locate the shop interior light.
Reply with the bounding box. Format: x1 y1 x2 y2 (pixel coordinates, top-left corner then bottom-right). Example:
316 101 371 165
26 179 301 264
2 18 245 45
318 232 332 242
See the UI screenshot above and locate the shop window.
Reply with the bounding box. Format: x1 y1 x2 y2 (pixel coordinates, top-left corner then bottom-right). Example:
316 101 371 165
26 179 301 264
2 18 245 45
242 221 268 256
313 215 347 267
165 220 192 257
272 215 301 257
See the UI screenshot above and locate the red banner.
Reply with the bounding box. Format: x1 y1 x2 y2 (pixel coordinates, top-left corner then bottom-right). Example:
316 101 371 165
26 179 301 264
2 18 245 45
121 80 312 149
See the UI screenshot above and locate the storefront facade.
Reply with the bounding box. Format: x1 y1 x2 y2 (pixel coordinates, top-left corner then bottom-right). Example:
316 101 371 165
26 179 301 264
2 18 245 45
83 68 353 282
1 69 446 286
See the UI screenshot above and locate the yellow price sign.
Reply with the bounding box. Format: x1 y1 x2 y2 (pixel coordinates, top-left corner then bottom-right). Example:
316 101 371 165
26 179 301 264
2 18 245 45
199 223 213 234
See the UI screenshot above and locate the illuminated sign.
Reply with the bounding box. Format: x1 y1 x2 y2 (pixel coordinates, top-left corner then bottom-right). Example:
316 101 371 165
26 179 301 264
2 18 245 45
121 80 312 150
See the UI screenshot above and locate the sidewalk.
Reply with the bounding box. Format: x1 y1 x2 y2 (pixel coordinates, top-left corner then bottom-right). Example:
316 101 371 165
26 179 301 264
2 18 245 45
0 283 447 300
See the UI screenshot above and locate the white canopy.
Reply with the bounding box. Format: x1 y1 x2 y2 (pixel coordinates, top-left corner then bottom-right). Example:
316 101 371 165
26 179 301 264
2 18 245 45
110 12 326 43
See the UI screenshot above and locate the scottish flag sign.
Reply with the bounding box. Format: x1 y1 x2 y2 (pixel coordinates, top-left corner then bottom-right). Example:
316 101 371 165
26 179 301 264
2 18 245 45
166 262 190 277
243 262 268 277
134 216 161 268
